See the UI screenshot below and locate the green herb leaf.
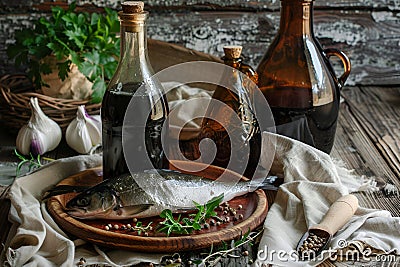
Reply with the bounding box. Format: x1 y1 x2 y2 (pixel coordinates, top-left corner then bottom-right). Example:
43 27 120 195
91 78 106 103
157 194 224 236
192 259 202 265
160 209 172 219
192 222 201 231
57 60 71 80
14 149 43 176
7 2 120 102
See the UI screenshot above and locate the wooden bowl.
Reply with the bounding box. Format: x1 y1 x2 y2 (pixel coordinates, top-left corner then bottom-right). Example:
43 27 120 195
47 161 268 252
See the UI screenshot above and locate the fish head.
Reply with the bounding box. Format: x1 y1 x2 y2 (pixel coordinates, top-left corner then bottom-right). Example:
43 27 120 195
66 187 116 219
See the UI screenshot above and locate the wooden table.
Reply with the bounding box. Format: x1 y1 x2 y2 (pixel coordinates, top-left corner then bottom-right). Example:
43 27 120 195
0 85 399 266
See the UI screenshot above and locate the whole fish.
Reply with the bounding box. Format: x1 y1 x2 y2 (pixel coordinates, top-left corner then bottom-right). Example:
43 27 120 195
65 169 278 220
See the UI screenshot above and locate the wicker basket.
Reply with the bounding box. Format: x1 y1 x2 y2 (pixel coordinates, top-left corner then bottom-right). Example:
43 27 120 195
0 39 222 134
0 74 101 133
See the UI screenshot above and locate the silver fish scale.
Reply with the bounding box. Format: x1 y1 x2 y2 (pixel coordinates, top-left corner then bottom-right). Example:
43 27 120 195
67 169 263 219
108 174 156 206
107 170 251 208
136 170 251 207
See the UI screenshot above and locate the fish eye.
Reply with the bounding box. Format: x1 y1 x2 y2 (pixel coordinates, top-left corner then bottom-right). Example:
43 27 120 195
76 197 90 207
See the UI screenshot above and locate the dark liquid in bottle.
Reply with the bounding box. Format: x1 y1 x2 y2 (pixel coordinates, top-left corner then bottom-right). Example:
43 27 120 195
101 83 167 180
263 86 339 153
200 118 262 179
182 87 261 179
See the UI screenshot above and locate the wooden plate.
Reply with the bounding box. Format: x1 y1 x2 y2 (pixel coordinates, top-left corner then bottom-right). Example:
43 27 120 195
47 161 268 252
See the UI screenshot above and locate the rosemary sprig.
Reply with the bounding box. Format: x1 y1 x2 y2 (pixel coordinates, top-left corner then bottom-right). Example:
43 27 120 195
159 230 262 266
194 230 262 266
15 149 42 176
14 149 54 176
158 194 224 236
131 221 153 236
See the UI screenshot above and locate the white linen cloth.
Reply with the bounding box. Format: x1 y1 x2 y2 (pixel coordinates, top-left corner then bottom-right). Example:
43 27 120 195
255 133 400 266
164 81 212 141
2 83 399 266
1 155 164 267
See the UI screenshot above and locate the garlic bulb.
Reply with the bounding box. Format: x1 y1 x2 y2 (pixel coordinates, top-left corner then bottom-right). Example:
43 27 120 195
66 105 101 154
16 97 62 155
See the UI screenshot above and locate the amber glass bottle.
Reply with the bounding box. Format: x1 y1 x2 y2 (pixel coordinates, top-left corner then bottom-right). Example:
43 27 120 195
257 0 351 153
198 46 261 178
101 2 169 179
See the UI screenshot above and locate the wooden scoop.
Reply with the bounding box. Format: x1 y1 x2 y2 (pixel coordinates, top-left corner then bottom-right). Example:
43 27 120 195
296 194 359 260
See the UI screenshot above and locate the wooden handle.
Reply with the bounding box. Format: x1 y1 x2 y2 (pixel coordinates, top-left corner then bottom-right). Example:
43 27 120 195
312 194 358 236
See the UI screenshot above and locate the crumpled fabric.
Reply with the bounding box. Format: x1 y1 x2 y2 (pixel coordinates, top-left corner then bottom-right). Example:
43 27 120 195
2 155 164 267
254 133 400 266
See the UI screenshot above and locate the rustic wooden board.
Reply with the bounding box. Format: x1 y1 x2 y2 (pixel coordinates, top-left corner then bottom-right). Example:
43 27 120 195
145 10 400 86
1 0 399 11
47 163 269 253
341 86 400 178
0 187 11 244
1 9 399 85
330 86 400 216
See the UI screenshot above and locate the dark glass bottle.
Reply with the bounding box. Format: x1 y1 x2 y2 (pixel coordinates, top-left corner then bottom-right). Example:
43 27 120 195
257 0 351 153
101 2 169 179
198 46 261 178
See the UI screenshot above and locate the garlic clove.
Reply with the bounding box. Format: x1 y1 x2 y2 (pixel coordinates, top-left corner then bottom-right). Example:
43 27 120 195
16 123 35 155
16 97 62 155
85 111 101 135
84 114 101 146
66 119 93 154
30 97 62 152
66 105 102 154
30 129 46 156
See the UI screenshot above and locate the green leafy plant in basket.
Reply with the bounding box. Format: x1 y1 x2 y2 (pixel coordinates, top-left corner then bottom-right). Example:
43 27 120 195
7 2 120 103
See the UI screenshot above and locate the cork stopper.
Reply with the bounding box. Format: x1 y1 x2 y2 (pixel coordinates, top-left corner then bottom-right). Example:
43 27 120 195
122 1 144 13
223 45 243 59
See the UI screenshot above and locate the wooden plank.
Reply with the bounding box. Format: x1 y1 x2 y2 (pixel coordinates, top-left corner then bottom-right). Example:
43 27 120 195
334 90 400 186
341 86 400 178
1 10 399 85
330 86 400 216
2 0 399 12
142 0 400 10
0 13 44 75
0 193 11 246
147 10 400 86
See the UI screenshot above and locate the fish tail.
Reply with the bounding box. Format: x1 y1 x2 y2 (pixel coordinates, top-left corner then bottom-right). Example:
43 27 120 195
248 175 282 192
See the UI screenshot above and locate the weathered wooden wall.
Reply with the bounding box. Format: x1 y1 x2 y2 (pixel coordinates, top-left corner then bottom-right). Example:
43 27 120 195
0 0 399 86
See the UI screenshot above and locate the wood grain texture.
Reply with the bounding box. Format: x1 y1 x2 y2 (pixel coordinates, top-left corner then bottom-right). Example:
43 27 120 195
1 8 399 85
0 187 11 245
330 86 400 216
2 0 398 11
342 86 400 178
146 10 400 85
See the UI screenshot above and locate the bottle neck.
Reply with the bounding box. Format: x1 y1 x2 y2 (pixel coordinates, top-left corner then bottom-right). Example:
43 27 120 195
109 18 154 91
120 23 148 64
222 57 242 69
279 0 314 37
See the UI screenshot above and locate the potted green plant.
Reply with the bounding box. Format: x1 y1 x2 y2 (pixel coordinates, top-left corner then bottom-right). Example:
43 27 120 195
6 2 120 103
